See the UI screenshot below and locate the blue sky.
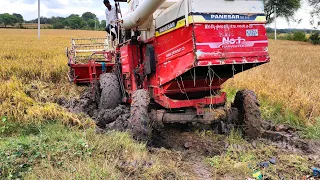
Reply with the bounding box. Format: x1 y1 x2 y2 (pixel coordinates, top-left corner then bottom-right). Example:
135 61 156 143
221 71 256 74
0 0 318 29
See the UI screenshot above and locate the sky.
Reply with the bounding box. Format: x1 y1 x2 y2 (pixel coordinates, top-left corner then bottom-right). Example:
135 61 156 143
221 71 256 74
0 0 319 29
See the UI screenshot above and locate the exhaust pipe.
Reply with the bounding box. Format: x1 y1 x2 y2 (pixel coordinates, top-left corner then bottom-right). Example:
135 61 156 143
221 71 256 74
121 0 166 29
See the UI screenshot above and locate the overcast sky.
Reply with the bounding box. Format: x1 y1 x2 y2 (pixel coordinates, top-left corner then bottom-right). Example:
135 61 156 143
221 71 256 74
0 0 319 29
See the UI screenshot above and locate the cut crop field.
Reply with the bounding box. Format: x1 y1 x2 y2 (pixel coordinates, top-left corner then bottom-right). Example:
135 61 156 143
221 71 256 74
0 29 320 179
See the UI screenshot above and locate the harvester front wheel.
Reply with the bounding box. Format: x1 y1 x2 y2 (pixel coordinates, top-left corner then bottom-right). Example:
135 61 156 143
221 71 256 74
99 73 121 109
128 89 152 142
232 90 263 138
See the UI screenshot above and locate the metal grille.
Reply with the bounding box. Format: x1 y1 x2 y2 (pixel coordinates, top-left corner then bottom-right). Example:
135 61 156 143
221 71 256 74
70 38 113 63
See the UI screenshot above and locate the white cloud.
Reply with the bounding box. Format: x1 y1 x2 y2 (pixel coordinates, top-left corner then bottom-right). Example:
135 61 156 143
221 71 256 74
269 0 319 30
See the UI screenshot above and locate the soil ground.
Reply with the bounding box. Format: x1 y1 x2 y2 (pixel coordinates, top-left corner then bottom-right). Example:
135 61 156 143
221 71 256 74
60 79 320 179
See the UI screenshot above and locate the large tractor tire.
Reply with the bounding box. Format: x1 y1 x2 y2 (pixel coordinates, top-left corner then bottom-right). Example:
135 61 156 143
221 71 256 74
99 73 121 109
128 89 152 142
232 90 263 138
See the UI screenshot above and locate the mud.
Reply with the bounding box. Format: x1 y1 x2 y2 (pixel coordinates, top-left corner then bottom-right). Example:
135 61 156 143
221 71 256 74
60 74 130 132
150 123 225 180
60 81 320 179
61 87 320 157
150 123 225 156
95 105 129 128
60 86 320 179
261 121 320 155
61 91 98 117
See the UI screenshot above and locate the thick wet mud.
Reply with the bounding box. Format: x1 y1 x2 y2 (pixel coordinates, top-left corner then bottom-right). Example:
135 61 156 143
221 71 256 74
261 121 320 155
150 123 225 156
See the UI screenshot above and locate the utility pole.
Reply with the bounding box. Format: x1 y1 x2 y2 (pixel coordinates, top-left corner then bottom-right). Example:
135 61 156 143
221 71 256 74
274 4 277 40
38 0 40 39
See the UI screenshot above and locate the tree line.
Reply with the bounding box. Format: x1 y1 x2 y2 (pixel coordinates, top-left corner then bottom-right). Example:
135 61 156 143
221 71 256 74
0 13 24 28
0 12 106 30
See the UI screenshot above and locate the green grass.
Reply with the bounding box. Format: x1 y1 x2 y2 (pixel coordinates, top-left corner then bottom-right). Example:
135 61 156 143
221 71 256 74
302 118 320 139
206 130 312 179
0 122 182 179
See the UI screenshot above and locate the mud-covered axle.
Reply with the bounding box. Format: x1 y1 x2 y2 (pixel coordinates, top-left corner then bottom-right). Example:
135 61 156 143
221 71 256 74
150 108 227 124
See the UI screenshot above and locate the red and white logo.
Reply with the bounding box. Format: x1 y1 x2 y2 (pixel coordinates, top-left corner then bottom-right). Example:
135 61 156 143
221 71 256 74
219 37 246 48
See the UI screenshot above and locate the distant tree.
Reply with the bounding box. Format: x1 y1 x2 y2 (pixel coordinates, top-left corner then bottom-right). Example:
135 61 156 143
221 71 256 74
67 15 85 29
53 21 64 29
264 0 301 24
0 13 18 27
0 14 3 25
309 32 320 44
293 31 307 41
100 20 106 28
52 16 68 27
12 13 24 23
81 12 96 22
87 19 96 29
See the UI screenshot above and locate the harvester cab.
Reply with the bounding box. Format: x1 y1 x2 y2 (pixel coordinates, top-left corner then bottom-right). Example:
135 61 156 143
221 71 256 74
67 0 269 140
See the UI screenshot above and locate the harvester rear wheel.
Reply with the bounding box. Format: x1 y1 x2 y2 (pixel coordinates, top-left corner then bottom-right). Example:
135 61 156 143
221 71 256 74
99 73 121 109
232 90 263 138
128 89 152 142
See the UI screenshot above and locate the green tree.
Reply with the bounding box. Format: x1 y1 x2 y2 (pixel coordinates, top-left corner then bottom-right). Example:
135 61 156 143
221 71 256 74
309 32 320 44
87 19 96 29
0 14 3 25
53 21 64 29
67 15 85 29
0 13 18 27
100 20 106 28
293 31 306 41
264 0 301 24
81 12 96 22
308 0 320 26
12 13 24 23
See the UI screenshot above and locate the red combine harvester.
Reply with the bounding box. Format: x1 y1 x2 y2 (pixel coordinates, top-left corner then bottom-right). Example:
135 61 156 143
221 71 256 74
67 0 269 140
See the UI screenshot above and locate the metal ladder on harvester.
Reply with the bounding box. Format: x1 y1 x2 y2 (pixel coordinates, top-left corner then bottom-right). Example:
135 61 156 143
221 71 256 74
88 59 97 94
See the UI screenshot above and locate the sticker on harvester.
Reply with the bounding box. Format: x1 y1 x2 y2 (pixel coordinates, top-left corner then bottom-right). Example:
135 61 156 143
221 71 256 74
246 29 259 36
158 22 176 34
205 24 254 30
219 37 246 48
192 13 265 21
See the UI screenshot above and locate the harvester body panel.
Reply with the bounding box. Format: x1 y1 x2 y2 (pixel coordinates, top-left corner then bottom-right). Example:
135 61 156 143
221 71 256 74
68 0 270 122
146 0 269 111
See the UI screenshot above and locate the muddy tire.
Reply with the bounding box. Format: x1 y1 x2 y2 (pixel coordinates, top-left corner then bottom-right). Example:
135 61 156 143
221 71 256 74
232 90 263 138
99 73 121 109
93 79 101 104
128 89 152 142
